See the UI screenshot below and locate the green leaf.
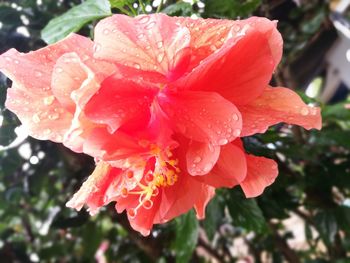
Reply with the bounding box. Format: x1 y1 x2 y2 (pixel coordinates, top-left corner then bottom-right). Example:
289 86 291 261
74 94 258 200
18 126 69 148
202 195 224 240
314 211 337 246
41 0 111 44
162 2 193 16
227 189 267 232
203 0 261 19
173 210 199 263
109 0 133 8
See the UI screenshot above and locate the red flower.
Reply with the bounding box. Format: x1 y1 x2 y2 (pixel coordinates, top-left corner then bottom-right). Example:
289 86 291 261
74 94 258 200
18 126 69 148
0 14 321 235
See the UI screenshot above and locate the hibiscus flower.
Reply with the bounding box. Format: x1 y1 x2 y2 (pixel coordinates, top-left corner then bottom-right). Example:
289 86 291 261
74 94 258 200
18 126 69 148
0 14 321 235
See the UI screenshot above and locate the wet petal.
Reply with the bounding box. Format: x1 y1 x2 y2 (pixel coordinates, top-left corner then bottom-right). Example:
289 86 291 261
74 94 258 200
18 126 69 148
66 162 123 215
239 87 322 137
83 127 149 161
175 16 282 70
84 75 157 133
0 34 92 142
186 141 220 176
196 142 247 188
158 90 242 145
240 155 278 198
5 86 72 142
94 14 191 80
194 186 215 219
175 29 274 105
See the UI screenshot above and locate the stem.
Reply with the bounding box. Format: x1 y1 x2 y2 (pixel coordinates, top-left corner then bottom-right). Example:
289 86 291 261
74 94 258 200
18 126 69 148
116 6 134 16
138 0 147 14
156 0 164 13
127 3 138 16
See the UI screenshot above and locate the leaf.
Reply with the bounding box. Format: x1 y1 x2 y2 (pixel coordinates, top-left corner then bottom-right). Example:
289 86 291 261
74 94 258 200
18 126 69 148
226 188 267 232
109 0 134 8
173 210 199 263
202 195 224 240
203 0 261 19
314 211 337 246
41 0 111 44
162 2 193 16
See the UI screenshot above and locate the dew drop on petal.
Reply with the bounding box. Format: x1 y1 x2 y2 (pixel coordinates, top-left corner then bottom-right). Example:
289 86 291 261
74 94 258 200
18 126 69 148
134 63 141 69
103 29 110 35
56 67 63 73
219 138 228 145
43 96 55 106
193 156 202 164
145 21 156 30
300 107 309 116
138 16 150 24
233 128 241 137
48 113 59 120
93 43 101 53
34 70 43 77
157 53 164 63
32 114 41 123
232 113 239 121
43 129 51 135
156 41 163 49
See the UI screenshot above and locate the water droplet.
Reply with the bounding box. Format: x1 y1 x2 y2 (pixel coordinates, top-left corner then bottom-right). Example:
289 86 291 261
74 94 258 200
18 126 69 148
137 33 145 39
35 70 43 77
138 16 150 24
233 128 241 136
43 96 55 106
156 41 163 49
157 53 164 63
145 21 156 30
56 67 63 73
232 113 239 121
43 129 51 135
193 156 202 164
48 113 59 120
93 43 101 52
203 163 213 172
145 45 151 50
103 29 109 35
14 60 19 64
219 138 228 145
32 114 40 123
134 63 141 69
300 107 309 116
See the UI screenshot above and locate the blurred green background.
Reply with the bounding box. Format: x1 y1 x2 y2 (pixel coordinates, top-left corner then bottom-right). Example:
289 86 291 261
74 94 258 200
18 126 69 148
1 0 350 262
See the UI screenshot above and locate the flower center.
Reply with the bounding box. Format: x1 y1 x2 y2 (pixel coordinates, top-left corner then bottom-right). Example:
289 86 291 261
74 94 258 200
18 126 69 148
122 145 180 218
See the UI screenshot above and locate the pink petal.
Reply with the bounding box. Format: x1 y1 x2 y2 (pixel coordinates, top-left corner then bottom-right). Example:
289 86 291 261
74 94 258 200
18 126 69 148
93 14 191 80
174 28 274 105
240 155 278 198
158 90 242 145
155 175 211 223
51 52 116 112
66 162 123 215
239 86 322 137
83 128 148 161
186 141 220 176
175 16 282 71
197 142 247 188
194 186 215 219
5 87 73 142
84 75 157 133
0 34 92 142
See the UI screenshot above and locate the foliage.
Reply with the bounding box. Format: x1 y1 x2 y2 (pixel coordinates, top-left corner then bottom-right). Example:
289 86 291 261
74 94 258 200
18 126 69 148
0 0 349 262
